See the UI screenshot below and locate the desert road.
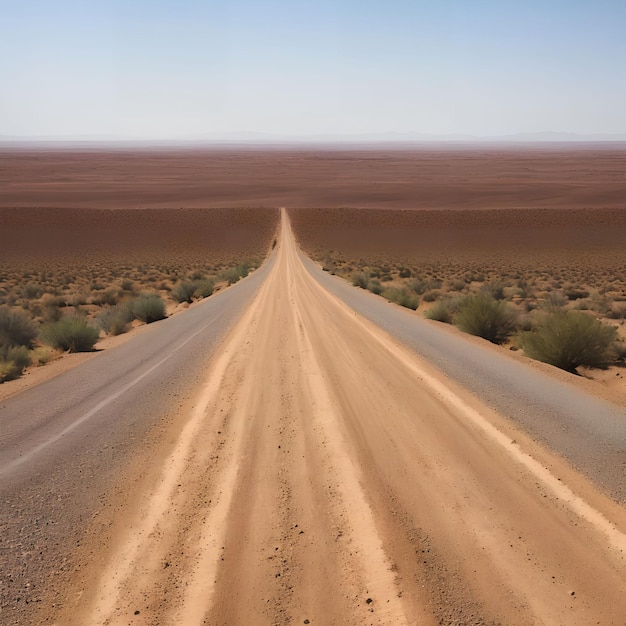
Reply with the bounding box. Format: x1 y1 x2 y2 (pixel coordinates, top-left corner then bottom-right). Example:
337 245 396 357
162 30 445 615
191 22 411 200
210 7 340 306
2 209 626 625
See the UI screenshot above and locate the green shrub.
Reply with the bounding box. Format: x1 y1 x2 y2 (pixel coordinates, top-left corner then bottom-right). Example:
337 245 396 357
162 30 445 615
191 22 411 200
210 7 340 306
221 267 241 285
193 278 215 298
612 340 626 362
424 297 463 323
40 317 100 352
171 280 196 303
6 345 30 371
352 272 369 289
454 294 516 344
0 361 20 383
382 287 419 310
129 294 166 323
96 304 133 336
518 311 617 373
0 345 31 382
0 306 37 353
367 279 383 295
236 263 250 279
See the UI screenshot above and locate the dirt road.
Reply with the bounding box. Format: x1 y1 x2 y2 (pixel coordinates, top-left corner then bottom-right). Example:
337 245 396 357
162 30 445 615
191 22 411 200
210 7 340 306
48 210 626 625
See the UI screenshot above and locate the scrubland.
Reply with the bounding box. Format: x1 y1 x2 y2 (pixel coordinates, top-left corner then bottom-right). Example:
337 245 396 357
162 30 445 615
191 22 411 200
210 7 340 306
0 207 278 382
290 207 626 378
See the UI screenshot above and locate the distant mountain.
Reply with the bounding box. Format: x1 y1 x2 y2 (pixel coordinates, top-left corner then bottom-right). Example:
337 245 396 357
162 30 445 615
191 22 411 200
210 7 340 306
486 131 626 142
2 131 626 145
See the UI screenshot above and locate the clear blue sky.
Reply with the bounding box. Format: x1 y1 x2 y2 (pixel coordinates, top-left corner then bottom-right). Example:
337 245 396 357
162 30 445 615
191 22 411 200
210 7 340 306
2 0 625 139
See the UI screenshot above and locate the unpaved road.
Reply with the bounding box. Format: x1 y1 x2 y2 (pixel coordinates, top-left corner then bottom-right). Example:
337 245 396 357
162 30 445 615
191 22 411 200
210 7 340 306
3 209 626 625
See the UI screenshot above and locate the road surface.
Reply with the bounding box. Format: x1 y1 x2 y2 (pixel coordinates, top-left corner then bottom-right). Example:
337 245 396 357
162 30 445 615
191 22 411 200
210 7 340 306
2 209 626 625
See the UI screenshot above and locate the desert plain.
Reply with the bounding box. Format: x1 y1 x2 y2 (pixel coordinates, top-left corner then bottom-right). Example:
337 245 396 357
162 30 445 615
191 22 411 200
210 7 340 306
1 145 625 626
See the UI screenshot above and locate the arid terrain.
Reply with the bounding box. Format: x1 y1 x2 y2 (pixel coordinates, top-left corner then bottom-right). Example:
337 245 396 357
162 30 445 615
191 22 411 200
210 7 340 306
0 207 278 388
1 148 625 625
1 145 626 209
290 207 626 397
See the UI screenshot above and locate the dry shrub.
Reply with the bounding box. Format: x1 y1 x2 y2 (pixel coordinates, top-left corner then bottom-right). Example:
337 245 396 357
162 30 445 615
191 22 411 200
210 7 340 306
0 306 37 354
518 311 617 373
193 279 215 298
381 287 419 310
40 317 100 352
96 304 133 336
0 345 31 382
352 272 369 289
454 294 516 344
171 281 196 303
129 294 166 323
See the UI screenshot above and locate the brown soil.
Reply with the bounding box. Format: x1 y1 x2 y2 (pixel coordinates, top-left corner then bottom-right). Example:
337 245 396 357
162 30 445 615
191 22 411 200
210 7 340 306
0 207 278 262
1 146 625 210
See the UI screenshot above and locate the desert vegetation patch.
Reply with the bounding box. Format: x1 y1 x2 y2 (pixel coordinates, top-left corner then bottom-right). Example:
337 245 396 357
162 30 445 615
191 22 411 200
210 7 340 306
290 207 626 375
0 207 278 382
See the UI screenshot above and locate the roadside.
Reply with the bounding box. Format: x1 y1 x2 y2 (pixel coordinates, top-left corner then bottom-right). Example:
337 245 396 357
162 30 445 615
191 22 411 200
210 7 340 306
0 275 242 403
310 258 626 408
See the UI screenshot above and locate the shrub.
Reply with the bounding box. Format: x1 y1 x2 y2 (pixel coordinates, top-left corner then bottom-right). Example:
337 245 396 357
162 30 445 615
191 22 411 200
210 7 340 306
96 304 133 336
480 281 505 301
171 280 196 303
39 294 63 322
100 289 121 306
193 278 214 298
352 272 369 289
221 267 241 285
454 294 516 344
120 278 135 292
612 340 626 362
382 287 419 310
6 345 30 371
424 297 463 324
421 289 441 303
40 317 100 352
367 279 383 295
0 306 37 353
518 311 618 373
0 361 20 383
449 278 467 292
541 290 567 309
129 294 166 323
0 346 31 382
22 283 43 300
236 262 251 278
565 288 590 301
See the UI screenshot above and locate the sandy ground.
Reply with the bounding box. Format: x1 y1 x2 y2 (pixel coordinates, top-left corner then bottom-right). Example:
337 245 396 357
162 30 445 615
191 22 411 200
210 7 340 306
51 210 626 626
1 146 625 210
0 207 277 262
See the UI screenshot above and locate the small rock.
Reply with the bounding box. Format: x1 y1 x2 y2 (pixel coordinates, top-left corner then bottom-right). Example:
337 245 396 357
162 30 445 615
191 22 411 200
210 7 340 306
134 609 140 615
569 590 576 596
304 620 310 624
366 597 373 604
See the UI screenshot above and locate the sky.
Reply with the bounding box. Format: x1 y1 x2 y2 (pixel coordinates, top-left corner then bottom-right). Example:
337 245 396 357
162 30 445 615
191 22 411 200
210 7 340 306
2 0 626 140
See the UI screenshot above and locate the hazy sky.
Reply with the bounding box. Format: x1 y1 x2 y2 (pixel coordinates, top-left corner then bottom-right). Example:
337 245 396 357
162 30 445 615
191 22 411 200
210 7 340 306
2 0 626 139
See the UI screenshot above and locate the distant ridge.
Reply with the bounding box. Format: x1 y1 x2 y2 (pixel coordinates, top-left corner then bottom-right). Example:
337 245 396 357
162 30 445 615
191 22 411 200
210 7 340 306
2 131 626 145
